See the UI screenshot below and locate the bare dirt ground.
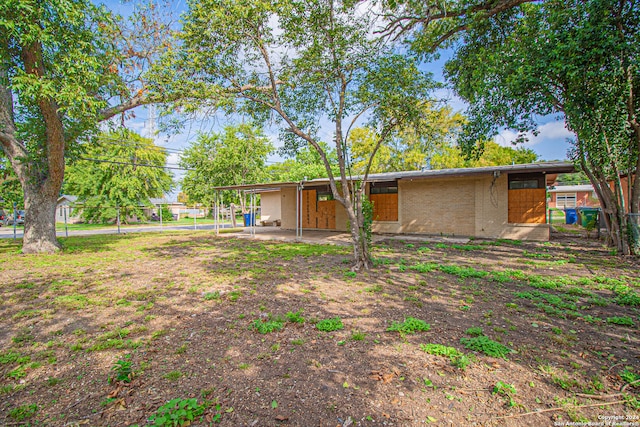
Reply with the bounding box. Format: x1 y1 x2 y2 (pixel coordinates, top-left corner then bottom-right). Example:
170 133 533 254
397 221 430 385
0 228 639 427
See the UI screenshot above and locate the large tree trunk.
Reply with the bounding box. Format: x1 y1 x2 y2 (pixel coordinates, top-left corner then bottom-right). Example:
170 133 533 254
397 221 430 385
22 182 61 253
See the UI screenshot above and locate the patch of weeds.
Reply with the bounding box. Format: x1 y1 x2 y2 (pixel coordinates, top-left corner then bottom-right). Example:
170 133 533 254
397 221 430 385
238 363 250 370
151 329 167 340
623 394 640 410
54 294 92 310
115 298 132 307
465 327 484 337
316 317 344 332
493 381 517 407
420 343 472 370
251 318 284 334
344 271 357 279
9 403 39 421
0 350 27 364
87 339 141 352
409 262 439 273
163 371 184 381
552 372 580 390
12 328 34 345
1 384 25 395
350 331 366 341
109 355 133 384
203 291 221 301
620 369 640 386
12 309 40 319
614 289 640 307
148 398 210 426
460 336 512 358
387 317 431 334
364 284 383 293
451 244 484 251
286 309 305 323
607 316 635 326
227 290 242 302
439 265 488 279
175 344 188 354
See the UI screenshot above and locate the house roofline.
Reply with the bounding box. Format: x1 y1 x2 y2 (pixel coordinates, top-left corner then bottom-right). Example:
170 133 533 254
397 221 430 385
211 161 576 192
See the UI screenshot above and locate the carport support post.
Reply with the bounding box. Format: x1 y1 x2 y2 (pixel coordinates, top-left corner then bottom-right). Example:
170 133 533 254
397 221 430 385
159 204 163 229
296 183 303 241
215 192 219 236
251 191 256 237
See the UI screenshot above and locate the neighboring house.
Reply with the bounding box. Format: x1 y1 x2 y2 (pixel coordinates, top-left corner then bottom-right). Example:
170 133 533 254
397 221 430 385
147 198 186 219
214 162 576 241
56 195 82 223
548 185 599 209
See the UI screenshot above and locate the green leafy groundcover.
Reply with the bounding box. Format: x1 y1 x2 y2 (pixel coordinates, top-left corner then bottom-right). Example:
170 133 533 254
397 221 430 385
460 336 512 358
148 398 208 427
387 317 431 334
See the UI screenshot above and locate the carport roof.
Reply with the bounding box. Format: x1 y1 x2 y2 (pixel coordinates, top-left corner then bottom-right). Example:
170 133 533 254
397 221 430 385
211 161 575 191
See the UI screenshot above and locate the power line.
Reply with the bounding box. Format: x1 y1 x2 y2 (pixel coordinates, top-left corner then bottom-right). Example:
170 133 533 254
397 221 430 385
78 157 195 171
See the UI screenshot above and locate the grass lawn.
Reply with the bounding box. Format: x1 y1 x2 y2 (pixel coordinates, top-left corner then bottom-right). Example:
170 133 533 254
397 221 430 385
54 217 234 232
0 230 639 426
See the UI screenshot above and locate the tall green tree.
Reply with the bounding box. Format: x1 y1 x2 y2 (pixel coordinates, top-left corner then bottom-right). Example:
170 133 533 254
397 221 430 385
0 0 176 253
64 130 173 223
348 104 464 173
384 0 640 254
267 143 339 182
179 123 273 213
178 0 435 269
431 141 538 169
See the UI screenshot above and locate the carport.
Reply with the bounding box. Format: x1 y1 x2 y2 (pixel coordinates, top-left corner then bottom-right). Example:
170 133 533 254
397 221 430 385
211 181 306 239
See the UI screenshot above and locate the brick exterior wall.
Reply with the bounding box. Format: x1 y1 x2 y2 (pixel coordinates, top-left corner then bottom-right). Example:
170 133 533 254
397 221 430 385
280 173 550 240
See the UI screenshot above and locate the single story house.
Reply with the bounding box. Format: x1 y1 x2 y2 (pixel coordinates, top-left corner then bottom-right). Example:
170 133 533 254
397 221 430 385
548 184 599 209
215 162 576 241
148 198 186 219
56 195 82 223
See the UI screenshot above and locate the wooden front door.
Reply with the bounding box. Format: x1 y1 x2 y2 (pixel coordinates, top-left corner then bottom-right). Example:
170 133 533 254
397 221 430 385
302 189 336 229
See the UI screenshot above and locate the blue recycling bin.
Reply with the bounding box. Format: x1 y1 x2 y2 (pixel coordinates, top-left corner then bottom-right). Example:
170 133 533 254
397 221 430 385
243 213 255 226
564 209 577 225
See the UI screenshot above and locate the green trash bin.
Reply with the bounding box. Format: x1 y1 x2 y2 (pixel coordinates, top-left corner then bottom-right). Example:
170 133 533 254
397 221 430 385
577 207 599 228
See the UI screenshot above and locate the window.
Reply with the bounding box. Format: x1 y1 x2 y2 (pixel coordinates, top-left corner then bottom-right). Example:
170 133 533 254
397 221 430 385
317 192 333 201
508 173 544 189
369 181 398 221
556 193 577 209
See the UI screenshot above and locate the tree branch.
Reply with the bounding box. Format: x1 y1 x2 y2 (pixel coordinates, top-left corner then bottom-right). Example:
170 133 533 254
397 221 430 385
381 0 538 49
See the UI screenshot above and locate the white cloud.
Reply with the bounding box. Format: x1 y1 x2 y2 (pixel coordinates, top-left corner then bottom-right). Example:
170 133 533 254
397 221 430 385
494 120 574 147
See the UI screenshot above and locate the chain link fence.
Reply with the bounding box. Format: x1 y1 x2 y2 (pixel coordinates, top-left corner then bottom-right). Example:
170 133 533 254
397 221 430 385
54 202 240 237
